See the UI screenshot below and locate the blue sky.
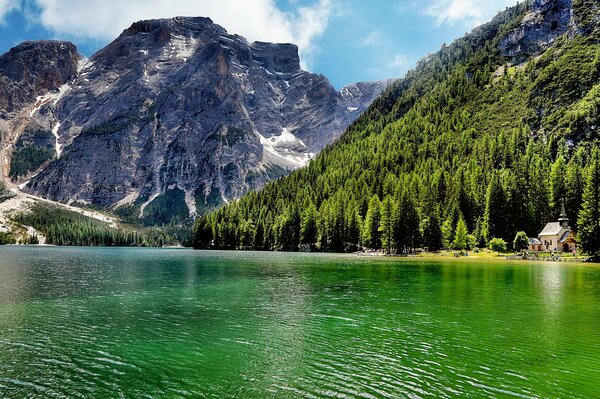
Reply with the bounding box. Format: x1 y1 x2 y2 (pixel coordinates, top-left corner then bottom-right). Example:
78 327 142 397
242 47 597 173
0 0 520 88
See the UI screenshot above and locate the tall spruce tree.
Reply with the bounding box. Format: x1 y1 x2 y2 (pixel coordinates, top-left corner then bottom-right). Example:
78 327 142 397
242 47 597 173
379 196 395 254
549 155 566 215
300 202 318 244
363 195 382 249
483 173 507 243
420 214 442 251
578 149 600 258
453 216 468 250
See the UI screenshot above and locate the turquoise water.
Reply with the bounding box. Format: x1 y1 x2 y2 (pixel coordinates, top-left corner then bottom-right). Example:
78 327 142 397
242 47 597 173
0 247 599 398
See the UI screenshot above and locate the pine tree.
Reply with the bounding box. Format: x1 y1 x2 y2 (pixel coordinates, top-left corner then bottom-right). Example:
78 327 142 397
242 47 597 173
420 214 442 251
300 202 318 244
346 208 362 248
362 195 382 249
441 218 454 250
379 195 394 254
483 173 507 243
399 190 421 253
549 155 566 214
565 157 584 230
578 149 600 258
453 216 468 250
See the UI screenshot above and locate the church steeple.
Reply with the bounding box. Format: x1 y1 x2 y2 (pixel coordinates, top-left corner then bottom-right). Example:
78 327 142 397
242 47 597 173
558 198 569 228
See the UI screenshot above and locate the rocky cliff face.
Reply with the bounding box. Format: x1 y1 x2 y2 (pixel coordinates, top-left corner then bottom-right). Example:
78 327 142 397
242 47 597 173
499 0 573 62
499 0 599 62
0 41 81 115
0 41 82 180
0 17 388 224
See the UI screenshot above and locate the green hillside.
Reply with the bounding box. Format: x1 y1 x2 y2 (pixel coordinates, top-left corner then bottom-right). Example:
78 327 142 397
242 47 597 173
193 1 600 256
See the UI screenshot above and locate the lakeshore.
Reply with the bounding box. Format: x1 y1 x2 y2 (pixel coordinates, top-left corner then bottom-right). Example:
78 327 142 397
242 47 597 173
356 248 596 263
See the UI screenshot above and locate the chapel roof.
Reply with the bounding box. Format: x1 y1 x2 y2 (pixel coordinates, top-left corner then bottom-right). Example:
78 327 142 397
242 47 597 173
539 222 564 236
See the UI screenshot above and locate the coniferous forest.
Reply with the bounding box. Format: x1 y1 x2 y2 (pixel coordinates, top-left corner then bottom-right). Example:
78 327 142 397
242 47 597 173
15 204 191 247
193 2 600 257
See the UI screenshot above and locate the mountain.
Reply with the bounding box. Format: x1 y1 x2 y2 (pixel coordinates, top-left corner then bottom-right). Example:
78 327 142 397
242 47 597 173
0 17 388 225
0 41 82 180
193 0 600 253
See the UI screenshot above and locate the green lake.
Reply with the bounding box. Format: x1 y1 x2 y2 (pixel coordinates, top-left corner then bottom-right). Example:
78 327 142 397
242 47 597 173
0 247 599 398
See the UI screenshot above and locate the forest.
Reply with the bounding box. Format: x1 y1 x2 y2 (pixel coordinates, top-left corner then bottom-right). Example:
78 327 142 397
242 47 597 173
193 2 600 258
15 204 191 247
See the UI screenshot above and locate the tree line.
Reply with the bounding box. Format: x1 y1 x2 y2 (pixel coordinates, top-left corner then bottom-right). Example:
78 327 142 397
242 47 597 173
192 4 600 257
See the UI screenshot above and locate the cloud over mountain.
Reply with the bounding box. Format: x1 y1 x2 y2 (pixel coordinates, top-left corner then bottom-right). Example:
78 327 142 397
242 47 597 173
425 0 519 26
30 0 332 68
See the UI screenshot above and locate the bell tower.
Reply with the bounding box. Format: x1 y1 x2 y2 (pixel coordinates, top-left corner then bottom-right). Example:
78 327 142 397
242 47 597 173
558 198 569 228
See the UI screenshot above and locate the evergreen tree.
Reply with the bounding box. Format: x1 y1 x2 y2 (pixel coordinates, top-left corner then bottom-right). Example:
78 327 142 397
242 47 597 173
549 155 566 214
578 149 600 258
441 218 454 250
466 234 477 250
300 202 318 244
483 173 507 243
363 195 382 249
254 222 265 250
346 208 362 248
565 157 584 230
420 214 442 251
393 190 420 253
453 216 468 250
379 195 395 254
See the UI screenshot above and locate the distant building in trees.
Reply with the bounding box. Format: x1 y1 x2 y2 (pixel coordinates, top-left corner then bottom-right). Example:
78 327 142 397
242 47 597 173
528 237 542 251
530 201 576 252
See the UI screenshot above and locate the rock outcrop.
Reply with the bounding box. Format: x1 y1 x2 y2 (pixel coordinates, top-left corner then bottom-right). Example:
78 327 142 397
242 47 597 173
0 41 81 115
500 0 600 63
0 41 81 180
500 0 573 62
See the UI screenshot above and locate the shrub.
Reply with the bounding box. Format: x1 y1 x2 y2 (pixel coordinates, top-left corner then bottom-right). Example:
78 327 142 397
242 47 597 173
489 237 507 253
513 231 529 251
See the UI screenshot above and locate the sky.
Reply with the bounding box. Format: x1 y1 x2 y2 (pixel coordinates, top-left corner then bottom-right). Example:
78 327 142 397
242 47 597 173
0 0 521 88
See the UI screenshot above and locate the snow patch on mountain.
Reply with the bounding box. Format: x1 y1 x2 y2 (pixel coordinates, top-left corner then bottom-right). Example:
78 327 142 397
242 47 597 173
169 35 198 61
52 122 61 158
29 95 53 117
258 129 314 170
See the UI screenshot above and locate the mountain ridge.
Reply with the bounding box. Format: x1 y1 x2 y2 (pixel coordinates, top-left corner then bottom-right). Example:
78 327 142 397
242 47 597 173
0 16 389 226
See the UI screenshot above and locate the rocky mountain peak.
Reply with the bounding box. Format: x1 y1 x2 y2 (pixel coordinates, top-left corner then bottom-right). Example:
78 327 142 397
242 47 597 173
0 40 81 114
112 17 301 74
250 41 301 74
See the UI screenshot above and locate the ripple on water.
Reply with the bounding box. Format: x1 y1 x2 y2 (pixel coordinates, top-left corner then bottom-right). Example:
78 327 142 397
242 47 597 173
1 249 600 398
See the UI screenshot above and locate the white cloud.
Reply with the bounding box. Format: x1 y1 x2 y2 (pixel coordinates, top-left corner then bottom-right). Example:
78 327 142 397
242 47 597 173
368 53 412 79
387 53 411 71
0 0 19 23
426 0 520 27
31 0 332 69
360 30 383 47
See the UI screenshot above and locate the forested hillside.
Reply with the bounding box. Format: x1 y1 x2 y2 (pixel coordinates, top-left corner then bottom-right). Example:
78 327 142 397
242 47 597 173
15 204 190 247
193 0 600 256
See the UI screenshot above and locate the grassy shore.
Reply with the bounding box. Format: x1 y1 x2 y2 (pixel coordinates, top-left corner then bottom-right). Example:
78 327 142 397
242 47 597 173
412 249 591 262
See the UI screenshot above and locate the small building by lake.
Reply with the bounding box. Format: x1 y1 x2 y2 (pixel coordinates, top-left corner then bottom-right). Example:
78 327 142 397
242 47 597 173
529 202 576 252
